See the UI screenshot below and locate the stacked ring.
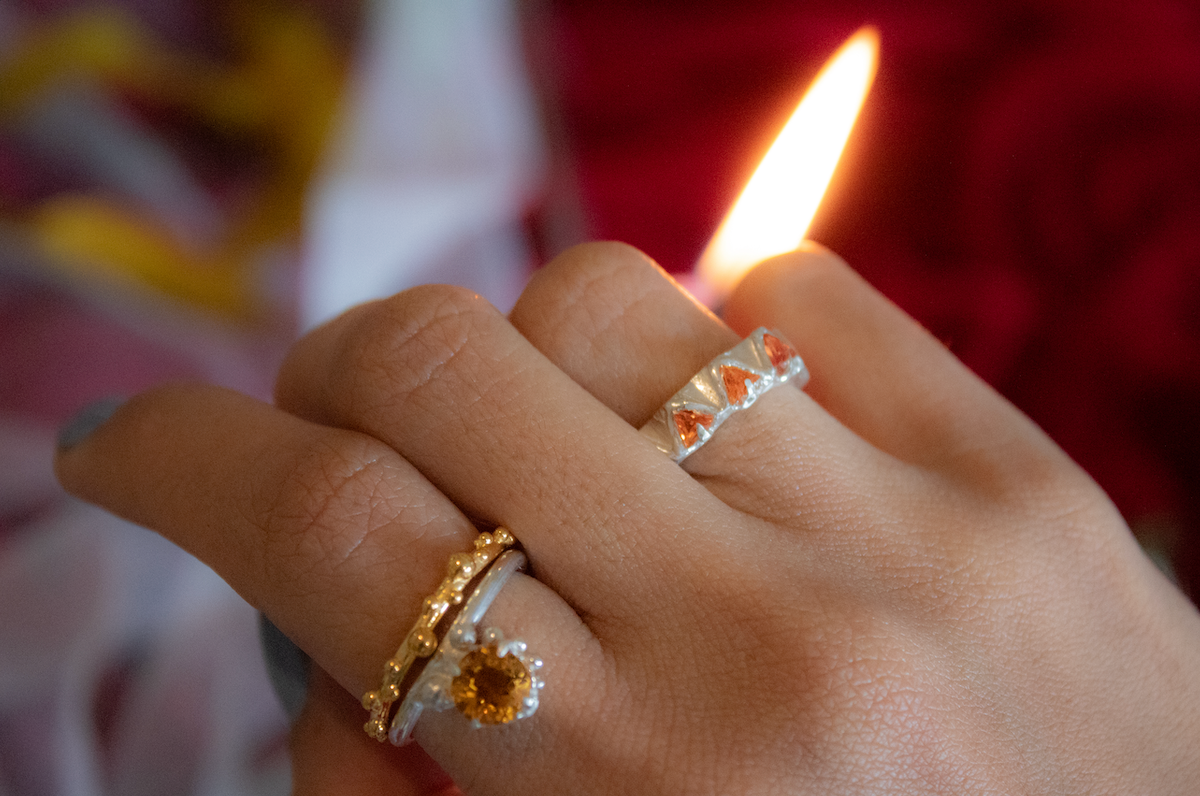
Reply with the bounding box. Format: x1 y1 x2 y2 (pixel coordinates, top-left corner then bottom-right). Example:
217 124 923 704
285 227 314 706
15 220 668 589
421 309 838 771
390 549 542 745
358 329 803 742
639 327 808 463
361 528 515 741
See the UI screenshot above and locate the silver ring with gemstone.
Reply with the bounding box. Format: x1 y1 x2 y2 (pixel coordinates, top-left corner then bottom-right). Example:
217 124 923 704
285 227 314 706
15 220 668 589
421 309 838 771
638 327 808 463
389 549 542 745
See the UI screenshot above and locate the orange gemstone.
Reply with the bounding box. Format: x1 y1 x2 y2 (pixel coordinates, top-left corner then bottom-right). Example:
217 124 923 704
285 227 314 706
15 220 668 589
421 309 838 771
763 333 797 375
451 644 532 725
673 409 714 446
719 365 759 404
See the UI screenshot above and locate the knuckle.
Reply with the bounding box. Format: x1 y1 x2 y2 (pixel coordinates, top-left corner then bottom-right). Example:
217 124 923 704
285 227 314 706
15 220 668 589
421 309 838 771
514 240 665 355
749 242 854 295
330 284 500 413
249 432 414 593
540 240 658 286
726 243 862 329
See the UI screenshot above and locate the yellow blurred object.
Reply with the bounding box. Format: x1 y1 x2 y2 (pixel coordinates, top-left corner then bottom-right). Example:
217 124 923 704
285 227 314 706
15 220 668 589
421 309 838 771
218 3 345 248
0 9 153 115
32 196 249 316
0 1 349 321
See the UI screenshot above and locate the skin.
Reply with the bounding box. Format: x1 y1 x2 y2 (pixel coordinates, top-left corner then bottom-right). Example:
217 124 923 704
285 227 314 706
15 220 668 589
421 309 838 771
56 242 1200 795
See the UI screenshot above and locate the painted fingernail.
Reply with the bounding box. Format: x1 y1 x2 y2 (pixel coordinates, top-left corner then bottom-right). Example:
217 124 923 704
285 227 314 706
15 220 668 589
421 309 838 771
259 613 311 723
56 396 126 451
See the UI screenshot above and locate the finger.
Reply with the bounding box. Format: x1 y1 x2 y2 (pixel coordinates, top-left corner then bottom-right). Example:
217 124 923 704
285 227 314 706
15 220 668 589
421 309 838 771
722 243 1080 484
273 284 732 612
508 242 902 524
291 665 463 796
54 384 612 791
53 385 594 695
56 385 469 688
513 242 1075 503
509 241 739 426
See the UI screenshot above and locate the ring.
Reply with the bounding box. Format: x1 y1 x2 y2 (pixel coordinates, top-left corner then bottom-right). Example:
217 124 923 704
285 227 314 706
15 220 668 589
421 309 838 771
390 549 542 744
361 528 515 741
639 327 808 463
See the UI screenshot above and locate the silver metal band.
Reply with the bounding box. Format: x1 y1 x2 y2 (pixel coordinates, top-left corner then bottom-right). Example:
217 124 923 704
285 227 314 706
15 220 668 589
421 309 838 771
389 549 542 744
638 327 808 463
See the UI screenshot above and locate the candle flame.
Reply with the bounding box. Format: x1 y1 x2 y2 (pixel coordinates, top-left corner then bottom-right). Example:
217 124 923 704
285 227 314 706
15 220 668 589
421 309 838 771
697 26 879 298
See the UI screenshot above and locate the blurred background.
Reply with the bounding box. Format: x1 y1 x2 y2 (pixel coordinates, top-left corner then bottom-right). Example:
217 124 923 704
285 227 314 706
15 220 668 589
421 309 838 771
1 0 1197 793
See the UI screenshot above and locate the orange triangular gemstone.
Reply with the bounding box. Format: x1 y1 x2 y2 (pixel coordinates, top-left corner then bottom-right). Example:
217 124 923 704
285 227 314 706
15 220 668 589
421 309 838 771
720 365 759 404
673 409 715 446
763 333 797 375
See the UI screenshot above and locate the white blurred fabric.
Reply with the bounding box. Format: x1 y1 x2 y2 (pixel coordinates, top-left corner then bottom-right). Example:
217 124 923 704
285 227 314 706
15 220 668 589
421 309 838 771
0 0 544 792
301 0 544 328
0 430 287 795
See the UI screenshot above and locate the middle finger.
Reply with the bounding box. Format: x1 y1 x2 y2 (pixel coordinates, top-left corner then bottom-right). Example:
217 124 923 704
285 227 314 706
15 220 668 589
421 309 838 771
274 285 729 613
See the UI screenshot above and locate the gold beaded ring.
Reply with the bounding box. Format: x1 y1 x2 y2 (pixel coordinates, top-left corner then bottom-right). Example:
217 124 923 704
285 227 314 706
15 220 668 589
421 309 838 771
361 528 515 741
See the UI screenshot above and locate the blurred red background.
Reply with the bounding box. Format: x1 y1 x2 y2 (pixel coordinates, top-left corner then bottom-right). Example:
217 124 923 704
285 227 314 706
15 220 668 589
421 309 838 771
0 3 1196 790
530 0 1200 595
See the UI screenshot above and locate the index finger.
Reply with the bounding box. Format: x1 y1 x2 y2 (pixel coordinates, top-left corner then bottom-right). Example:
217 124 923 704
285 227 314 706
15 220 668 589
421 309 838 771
54 384 479 688
53 384 613 790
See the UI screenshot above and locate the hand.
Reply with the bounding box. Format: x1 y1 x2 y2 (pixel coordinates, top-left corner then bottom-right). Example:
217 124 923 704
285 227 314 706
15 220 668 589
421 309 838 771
56 242 1200 794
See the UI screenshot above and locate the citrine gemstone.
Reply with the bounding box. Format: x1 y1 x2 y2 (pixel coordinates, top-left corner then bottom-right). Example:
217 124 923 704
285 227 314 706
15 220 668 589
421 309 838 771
763 333 797 374
673 409 714 446
719 365 759 404
451 645 532 725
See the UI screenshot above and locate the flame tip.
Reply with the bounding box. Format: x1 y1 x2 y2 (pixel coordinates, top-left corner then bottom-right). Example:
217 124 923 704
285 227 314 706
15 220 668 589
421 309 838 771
699 27 879 296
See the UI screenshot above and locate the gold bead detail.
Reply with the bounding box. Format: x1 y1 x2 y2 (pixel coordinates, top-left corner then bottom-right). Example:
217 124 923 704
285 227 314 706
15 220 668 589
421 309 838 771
410 628 438 657
446 552 475 580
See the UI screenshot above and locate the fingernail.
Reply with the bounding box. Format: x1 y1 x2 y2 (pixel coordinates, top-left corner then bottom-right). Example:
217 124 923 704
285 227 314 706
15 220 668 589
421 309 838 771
259 613 311 723
57 396 126 451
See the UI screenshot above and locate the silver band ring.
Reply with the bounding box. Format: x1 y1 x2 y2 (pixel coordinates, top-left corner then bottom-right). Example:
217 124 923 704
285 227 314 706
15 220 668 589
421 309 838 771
389 549 542 744
639 327 808 463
